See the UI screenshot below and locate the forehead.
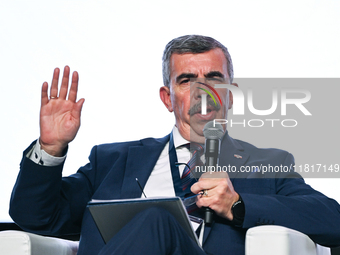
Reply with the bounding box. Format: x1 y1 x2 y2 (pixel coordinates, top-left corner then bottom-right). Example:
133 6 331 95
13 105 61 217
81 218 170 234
170 48 229 80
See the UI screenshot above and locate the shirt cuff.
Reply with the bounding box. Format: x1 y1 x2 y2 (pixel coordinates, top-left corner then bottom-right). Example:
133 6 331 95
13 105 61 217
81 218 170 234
26 139 66 166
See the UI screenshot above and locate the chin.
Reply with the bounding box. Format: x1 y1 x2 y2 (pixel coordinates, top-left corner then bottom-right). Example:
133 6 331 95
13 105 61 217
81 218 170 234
188 131 206 144
189 123 205 143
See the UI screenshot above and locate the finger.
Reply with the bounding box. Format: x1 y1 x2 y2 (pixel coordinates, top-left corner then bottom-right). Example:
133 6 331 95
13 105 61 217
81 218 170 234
41 82 49 106
59 66 70 100
195 187 221 206
200 171 229 179
68 71 79 102
195 194 214 208
192 174 230 194
50 68 60 98
200 179 219 190
191 181 215 194
73 98 85 118
190 182 202 194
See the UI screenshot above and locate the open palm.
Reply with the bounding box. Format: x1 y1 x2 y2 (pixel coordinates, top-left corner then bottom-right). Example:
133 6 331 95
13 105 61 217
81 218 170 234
39 66 84 156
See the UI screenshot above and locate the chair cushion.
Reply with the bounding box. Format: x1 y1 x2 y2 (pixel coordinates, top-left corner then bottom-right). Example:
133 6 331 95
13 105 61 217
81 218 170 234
0 230 78 255
245 225 330 255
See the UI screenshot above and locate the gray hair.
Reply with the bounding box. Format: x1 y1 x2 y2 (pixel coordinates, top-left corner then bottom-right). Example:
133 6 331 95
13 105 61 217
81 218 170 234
162 35 234 87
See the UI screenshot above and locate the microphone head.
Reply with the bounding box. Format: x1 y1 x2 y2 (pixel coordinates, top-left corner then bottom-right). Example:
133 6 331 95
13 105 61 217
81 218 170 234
203 121 224 140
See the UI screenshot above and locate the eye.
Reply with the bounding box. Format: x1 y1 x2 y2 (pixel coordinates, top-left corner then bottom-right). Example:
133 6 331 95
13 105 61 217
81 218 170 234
180 79 190 84
210 77 224 82
207 78 224 85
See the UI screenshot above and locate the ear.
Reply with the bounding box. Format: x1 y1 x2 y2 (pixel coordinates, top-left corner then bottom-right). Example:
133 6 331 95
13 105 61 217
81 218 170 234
228 83 238 109
160 86 173 112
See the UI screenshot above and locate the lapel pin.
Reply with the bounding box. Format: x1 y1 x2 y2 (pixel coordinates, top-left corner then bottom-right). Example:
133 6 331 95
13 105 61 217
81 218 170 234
234 154 242 159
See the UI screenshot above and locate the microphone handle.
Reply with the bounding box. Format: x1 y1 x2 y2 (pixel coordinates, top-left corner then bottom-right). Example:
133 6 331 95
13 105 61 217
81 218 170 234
204 139 220 225
204 207 214 224
202 121 224 226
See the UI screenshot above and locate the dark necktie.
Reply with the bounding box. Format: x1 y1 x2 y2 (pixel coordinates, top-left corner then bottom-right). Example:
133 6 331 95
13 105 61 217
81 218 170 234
181 143 204 194
179 143 204 215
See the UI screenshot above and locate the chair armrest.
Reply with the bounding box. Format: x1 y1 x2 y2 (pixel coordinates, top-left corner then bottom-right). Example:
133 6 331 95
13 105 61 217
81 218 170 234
245 225 330 255
0 230 79 255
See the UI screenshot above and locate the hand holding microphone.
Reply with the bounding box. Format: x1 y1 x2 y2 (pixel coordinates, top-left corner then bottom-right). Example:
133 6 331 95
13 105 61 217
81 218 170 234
191 121 241 223
202 121 224 224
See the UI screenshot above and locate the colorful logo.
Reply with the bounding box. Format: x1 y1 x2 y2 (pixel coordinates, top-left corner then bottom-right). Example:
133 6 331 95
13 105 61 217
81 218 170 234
196 82 223 114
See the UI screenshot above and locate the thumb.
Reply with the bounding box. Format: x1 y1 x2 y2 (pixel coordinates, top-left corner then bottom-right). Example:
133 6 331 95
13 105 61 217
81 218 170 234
74 98 85 117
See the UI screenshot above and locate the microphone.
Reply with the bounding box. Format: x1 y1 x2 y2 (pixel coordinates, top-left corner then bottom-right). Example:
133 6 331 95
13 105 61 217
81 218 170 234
203 121 224 224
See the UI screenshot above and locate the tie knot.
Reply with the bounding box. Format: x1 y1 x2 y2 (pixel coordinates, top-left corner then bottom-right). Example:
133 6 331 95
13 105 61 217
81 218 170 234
182 143 204 156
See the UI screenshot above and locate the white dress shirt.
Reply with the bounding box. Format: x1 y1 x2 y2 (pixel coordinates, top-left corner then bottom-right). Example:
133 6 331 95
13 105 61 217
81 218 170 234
143 126 190 197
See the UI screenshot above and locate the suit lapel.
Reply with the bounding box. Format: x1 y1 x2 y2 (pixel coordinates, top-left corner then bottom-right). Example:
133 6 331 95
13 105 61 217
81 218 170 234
121 135 170 198
219 133 250 180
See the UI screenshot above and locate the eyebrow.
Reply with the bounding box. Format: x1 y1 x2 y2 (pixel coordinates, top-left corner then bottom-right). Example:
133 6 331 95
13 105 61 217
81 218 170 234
176 73 197 83
204 71 225 79
175 71 225 83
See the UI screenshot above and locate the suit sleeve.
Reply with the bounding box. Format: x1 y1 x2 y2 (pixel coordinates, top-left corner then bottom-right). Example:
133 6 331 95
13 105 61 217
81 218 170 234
9 141 98 236
240 152 340 247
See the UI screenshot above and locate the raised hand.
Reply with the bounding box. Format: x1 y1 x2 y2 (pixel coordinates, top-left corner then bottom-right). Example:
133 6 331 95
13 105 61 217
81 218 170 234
39 66 85 156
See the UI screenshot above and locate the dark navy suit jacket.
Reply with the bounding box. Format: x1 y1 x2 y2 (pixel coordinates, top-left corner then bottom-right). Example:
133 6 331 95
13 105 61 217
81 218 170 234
10 133 340 255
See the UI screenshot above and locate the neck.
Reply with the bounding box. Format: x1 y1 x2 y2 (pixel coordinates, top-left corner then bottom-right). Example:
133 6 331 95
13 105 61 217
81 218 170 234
175 126 205 144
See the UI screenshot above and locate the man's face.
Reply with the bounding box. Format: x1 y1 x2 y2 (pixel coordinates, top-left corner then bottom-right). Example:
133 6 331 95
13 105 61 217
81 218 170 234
160 48 233 143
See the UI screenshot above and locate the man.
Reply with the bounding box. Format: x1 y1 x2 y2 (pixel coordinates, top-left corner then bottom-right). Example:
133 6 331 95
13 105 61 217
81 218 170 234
10 35 340 254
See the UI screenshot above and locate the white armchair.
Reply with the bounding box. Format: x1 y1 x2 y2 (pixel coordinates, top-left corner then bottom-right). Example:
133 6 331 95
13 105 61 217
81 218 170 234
245 225 330 255
0 230 78 255
0 226 332 255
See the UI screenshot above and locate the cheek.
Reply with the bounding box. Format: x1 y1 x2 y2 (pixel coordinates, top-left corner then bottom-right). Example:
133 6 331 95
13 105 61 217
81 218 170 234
221 90 230 104
172 92 191 114
176 100 189 116
221 91 231 110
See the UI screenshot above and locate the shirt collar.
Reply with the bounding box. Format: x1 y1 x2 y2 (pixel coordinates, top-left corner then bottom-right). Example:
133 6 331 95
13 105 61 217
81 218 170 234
172 126 189 149
172 124 230 150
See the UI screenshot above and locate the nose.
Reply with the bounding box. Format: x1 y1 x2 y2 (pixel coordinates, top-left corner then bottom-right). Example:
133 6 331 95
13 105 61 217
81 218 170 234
195 86 206 100
192 81 208 101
